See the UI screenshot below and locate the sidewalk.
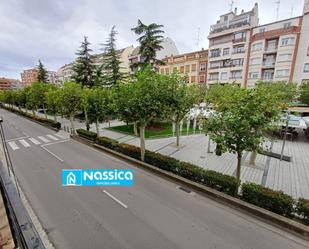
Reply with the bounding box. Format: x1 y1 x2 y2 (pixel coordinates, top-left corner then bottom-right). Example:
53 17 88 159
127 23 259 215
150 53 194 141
15 107 309 199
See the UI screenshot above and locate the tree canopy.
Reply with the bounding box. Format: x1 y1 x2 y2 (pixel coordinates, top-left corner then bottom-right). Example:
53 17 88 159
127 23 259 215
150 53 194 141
37 59 48 83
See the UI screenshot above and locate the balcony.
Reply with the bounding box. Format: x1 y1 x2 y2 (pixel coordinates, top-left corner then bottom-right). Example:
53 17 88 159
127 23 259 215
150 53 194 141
210 15 251 34
262 61 276 68
264 46 278 53
232 50 245 54
232 37 246 43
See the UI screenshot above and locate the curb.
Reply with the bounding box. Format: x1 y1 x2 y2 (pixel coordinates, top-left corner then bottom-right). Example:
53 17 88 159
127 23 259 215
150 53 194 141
71 134 309 241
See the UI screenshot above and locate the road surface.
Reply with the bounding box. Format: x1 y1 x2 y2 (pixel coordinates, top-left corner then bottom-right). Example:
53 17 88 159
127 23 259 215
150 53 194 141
1 108 308 249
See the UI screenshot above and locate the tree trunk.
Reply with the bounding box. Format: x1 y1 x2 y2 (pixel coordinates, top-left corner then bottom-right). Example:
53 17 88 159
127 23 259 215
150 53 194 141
70 115 75 134
53 114 57 122
84 107 89 131
43 103 47 119
236 152 242 193
133 122 138 136
96 119 100 137
249 151 257 166
139 125 146 161
175 120 180 147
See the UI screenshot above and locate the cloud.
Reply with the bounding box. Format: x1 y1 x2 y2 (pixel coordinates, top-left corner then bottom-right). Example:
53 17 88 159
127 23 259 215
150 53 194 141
0 0 304 79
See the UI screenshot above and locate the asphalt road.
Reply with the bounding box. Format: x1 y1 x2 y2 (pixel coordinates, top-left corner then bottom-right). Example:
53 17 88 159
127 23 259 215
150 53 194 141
1 109 308 249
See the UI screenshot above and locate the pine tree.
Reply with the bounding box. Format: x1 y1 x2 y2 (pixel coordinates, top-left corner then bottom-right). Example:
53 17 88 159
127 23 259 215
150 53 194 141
37 59 47 83
131 19 165 70
72 36 95 88
99 26 125 87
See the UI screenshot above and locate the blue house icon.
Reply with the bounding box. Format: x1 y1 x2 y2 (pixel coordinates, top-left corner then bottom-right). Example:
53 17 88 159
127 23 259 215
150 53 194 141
66 172 76 185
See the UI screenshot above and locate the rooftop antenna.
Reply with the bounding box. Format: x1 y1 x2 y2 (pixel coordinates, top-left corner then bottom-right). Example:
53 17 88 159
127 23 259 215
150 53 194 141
195 28 202 50
275 0 280 20
229 0 234 12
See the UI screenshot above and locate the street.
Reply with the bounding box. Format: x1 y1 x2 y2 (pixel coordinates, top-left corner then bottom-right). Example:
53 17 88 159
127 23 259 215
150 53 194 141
1 108 308 249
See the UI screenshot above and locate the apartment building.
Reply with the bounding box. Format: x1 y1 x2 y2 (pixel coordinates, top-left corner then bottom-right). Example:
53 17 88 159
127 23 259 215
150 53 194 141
128 37 179 72
56 63 74 84
207 4 259 87
293 0 309 84
246 17 302 87
92 46 135 73
21 69 38 86
158 49 208 84
0 77 21 90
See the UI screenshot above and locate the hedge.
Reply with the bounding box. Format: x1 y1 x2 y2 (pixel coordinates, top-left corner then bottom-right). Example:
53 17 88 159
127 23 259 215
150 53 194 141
241 182 294 216
76 129 97 141
296 198 309 224
1 105 61 129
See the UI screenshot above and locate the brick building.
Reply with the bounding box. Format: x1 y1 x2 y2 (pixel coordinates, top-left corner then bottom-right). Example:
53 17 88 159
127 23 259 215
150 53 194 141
20 69 38 86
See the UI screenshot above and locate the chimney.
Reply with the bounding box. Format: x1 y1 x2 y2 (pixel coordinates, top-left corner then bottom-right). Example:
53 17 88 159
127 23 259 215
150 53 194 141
234 7 238 14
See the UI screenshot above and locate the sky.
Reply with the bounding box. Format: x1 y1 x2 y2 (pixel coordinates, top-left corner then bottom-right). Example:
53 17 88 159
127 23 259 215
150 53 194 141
0 0 305 79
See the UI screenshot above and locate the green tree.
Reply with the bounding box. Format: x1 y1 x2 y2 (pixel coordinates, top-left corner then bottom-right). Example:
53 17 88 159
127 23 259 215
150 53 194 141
299 82 309 106
59 82 83 134
86 88 113 136
72 36 95 88
131 19 165 70
204 85 283 191
100 26 125 86
37 59 48 83
45 88 61 121
116 67 168 160
28 82 52 118
164 73 199 147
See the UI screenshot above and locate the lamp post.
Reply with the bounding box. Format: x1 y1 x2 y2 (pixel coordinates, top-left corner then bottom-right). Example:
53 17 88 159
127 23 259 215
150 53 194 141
280 110 291 161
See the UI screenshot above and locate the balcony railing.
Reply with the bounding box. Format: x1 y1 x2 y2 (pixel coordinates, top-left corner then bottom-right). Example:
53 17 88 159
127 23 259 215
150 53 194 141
232 37 246 43
210 15 251 33
262 61 276 68
232 50 245 54
264 46 278 53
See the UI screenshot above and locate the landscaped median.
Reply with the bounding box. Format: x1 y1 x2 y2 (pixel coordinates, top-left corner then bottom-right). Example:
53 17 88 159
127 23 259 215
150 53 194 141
75 128 309 238
0 105 61 130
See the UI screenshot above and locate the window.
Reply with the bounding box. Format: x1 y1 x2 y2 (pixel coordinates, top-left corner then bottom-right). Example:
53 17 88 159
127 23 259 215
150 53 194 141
234 32 246 42
307 47 309 56
250 57 261 65
160 68 164 74
231 58 244 66
224 15 228 21
276 69 289 77
259 28 265 34
252 42 263 51
200 63 206 71
223 48 230 56
191 64 196 72
283 22 291 29
199 75 205 83
210 49 221 58
281 37 295 46
185 65 190 73
209 73 219 81
221 72 228 80
233 45 245 54
249 72 259 79
190 76 196 83
165 68 169 74
277 53 292 62
209 61 220 69
230 70 242 79
173 67 178 72
180 66 184 73
304 63 309 72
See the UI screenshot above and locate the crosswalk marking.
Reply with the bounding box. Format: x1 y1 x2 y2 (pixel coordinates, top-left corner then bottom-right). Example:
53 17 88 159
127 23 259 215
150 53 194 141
47 134 59 141
19 139 30 148
8 141 19 150
38 136 50 143
55 134 66 139
29 137 41 145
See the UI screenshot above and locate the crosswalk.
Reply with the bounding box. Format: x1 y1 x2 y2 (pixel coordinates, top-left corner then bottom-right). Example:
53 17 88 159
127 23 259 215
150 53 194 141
7 133 68 151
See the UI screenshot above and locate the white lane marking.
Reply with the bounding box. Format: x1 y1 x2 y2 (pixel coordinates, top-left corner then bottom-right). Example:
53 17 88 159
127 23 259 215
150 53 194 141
41 139 70 147
38 136 50 143
29 137 41 145
41 146 64 163
19 139 31 148
54 134 66 139
6 136 29 142
47 134 59 141
8 141 19 150
102 190 128 209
